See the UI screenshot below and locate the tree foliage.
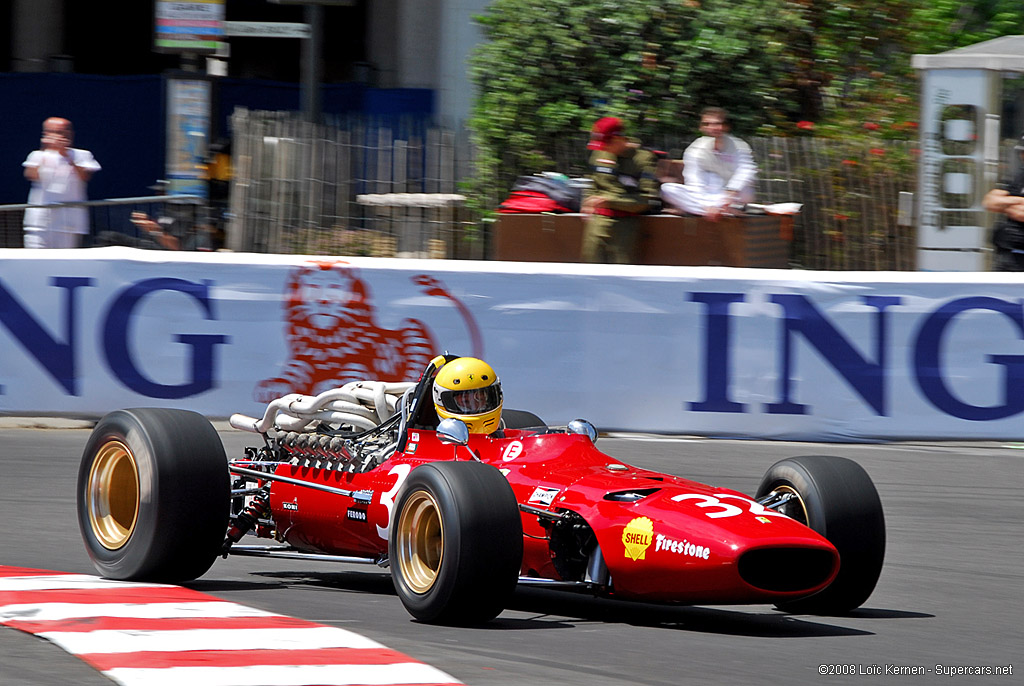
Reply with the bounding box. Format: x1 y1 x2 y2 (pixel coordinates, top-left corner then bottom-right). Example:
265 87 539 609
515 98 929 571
467 0 1024 205
468 0 802 204
910 1 1024 54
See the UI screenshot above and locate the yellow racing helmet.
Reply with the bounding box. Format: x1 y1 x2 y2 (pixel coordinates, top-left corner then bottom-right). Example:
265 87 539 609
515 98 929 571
432 357 503 434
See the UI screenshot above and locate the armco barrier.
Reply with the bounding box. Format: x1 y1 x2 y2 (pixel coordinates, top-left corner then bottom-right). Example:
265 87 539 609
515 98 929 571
0 247 1021 442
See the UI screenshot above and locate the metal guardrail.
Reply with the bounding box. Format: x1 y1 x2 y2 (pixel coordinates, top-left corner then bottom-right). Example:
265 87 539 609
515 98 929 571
0 195 206 249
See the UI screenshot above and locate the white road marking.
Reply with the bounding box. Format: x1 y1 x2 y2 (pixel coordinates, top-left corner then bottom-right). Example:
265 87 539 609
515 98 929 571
40 626 385 654
105 663 456 686
0 574 168 592
0 601 276 622
0 567 464 685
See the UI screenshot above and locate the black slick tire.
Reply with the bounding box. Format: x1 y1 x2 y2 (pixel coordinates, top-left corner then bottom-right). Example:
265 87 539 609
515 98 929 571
755 455 885 615
389 461 523 625
77 408 229 582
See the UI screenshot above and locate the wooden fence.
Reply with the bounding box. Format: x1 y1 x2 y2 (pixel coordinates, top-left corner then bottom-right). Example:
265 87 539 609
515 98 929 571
228 109 481 258
229 110 920 269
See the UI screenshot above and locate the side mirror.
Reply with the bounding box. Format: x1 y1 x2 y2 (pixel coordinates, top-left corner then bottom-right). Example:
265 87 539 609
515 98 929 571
567 418 598 443
437 418 470 447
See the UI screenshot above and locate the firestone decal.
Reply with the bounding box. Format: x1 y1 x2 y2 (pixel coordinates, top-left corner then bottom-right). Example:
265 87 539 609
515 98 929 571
655 534 710 560
253 263 483 402
622 517 654 561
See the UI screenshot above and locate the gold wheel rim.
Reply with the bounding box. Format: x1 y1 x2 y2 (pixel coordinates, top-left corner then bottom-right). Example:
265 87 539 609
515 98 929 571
775 485 808 524
87 440 140 550
396 491 443 594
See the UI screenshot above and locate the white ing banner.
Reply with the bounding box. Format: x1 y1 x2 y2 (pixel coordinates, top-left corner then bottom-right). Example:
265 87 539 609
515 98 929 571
0 247 1022 441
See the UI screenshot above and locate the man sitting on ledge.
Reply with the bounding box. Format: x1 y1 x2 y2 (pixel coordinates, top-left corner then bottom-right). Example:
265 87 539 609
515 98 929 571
661 106 757 221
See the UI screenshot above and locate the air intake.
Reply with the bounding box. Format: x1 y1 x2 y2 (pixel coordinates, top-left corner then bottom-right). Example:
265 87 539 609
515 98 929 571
738 547 836 592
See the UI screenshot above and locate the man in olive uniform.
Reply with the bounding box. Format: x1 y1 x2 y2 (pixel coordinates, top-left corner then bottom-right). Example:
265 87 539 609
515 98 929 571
581 117 660 263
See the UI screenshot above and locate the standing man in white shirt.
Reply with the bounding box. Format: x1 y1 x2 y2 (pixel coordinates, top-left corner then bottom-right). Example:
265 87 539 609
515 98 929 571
661 107 757 221
22 117 101 248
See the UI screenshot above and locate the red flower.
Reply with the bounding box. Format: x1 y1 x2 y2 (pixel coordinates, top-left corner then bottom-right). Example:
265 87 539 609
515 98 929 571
796 120 814 130
833 214 849 222
905 121 918 129
863 122 880 131
869 148 885 156
842 159 858 166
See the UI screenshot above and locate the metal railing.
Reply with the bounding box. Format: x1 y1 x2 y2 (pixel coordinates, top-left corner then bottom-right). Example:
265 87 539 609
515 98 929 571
0 195 206 249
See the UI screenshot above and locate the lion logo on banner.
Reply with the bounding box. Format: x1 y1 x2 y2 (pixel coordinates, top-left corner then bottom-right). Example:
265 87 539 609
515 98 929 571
254 261 483 402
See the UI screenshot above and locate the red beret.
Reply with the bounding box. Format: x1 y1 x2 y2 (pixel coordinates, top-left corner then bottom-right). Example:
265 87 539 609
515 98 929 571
588 117 624 150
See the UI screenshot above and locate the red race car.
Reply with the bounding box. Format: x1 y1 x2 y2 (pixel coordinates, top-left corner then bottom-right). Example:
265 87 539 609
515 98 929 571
78 355 885 625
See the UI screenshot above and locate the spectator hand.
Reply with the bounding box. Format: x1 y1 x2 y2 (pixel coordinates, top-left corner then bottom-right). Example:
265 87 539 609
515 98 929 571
1006 203 1024 223
582 196 605 215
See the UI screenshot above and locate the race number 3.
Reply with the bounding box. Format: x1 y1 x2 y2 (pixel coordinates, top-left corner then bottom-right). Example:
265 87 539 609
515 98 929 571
671 493 783 519
376 463 412 539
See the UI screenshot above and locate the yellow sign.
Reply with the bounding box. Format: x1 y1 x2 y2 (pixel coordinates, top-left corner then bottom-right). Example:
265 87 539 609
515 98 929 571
622 517 654 561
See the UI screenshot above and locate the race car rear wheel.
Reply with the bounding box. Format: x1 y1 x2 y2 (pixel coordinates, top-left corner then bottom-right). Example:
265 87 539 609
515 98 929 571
756 455 885 615
78 408 229 582
389 461 523 624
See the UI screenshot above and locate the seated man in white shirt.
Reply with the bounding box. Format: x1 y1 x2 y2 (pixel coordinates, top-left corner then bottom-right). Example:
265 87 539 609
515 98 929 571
661 107 757 221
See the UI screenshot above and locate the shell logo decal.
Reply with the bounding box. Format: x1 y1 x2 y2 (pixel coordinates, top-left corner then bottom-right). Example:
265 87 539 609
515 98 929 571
622 516 654 561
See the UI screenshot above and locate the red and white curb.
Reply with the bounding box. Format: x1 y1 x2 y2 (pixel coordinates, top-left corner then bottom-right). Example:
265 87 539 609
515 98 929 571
0 566 462 686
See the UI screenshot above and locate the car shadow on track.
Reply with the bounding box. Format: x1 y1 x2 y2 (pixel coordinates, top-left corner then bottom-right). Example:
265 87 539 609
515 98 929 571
234 569 915 638
504 587 877 638
249 569 398 596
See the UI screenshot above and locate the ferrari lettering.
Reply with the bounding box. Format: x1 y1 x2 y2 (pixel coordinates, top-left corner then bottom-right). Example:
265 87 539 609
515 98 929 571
655 534 710 560
622 517 654 561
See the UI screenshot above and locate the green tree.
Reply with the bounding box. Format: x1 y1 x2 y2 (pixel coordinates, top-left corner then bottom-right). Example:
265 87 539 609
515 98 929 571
467 0 1024 208
468 0 801 206
910 1 1024 54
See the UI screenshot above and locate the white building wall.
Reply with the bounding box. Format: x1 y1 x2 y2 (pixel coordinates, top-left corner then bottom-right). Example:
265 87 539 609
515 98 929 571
368 0 488 125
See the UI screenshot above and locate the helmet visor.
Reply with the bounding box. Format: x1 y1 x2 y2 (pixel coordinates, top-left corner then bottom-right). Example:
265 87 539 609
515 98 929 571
438 385 502 415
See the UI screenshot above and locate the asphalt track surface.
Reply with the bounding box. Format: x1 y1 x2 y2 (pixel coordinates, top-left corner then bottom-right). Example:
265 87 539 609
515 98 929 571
0 426 1020 685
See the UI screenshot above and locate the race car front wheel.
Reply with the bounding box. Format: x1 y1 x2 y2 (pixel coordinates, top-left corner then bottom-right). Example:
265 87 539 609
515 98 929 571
389 461 523 624
77 408 229 582
756 455 885 615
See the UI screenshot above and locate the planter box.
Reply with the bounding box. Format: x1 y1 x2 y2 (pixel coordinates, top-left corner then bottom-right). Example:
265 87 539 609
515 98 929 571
492 213 792 268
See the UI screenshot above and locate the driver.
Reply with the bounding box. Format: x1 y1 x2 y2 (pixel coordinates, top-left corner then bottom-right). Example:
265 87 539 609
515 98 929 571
432 357 503 434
